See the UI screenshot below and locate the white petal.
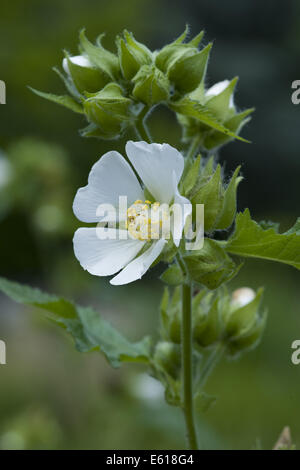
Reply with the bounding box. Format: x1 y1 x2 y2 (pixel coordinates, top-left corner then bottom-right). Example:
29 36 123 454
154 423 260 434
206 79 235 109
110 239 166 285
73 227 145 276
231 287 256 308
62 55 93 74
171 171 192 247
205 80 230 97
125 141 184 204
73 151 144 223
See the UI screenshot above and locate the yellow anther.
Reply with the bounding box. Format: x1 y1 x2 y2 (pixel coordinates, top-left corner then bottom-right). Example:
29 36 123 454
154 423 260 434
126 199 170 241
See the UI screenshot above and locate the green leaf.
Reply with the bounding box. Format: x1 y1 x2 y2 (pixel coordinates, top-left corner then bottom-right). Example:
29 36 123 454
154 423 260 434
0 277 151 368
215 166 243 230
160 264 185 286
29 87 84 114
203 108 254 150
222 209 300 270
171 98 249 143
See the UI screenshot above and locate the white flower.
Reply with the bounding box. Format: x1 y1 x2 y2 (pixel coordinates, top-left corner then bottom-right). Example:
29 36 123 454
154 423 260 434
205 79 235 109
62 55 93 75
73 141 192 285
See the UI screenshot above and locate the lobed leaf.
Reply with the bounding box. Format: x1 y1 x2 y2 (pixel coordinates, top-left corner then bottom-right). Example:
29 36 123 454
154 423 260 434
221 209 300 270
0 277 151 368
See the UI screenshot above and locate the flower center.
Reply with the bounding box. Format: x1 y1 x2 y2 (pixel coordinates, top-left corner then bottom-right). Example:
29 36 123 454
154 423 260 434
126 200 170 241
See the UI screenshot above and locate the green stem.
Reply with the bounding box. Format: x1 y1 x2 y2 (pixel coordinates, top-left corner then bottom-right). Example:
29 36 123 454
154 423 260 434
181 282 199 450
135 106 152 143
186 134 202 162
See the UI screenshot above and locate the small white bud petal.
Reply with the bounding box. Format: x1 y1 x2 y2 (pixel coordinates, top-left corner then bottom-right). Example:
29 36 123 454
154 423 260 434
231 287 256 308
62 55 93 74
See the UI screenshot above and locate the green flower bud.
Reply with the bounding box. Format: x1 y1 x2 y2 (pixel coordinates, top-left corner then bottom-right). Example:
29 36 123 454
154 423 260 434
183 239 240 290
222 287 267 356
184 155 242 231
79 29 120 81
62 54 110 94
132 65 170 106
153 341 181 380
116 30 152 80
224 287 263 336
177 78 254 150
193 293 222 347
155 27 211 94
83 83 133 139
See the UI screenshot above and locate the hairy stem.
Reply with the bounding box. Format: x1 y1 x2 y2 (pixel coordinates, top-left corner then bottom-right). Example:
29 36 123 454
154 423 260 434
182 282 199 450
134 106 152 143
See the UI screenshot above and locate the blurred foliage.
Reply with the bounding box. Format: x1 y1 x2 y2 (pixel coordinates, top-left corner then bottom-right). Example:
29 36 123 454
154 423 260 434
0 0 300 450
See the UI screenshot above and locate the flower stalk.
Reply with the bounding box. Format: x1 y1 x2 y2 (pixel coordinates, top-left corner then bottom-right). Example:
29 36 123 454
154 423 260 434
181 281 199 450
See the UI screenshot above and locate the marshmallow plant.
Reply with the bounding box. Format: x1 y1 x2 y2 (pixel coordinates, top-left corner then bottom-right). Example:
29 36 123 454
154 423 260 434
1 27 300 450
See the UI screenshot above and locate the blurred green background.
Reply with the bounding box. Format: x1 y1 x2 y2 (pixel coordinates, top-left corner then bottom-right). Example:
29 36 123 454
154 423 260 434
0 0 300 450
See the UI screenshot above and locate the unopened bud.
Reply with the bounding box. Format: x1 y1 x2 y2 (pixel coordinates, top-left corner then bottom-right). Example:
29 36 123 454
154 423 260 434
62 54 110 93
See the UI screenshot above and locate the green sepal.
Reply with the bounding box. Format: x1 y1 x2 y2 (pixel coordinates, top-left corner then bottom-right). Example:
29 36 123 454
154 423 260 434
226 310 267 358
155 26 190 72
83 83 133 138
191 164 224 231
168 43 212 94
63 51 110 93
184 239 241 289
29 87 84 114
160 264 185 286
224 287 264 338
79 29 120 80
205 77 238 121
181 154 201 195
117 30 152 80
132 65 170 105
52 66 81 100
193 296 222 347
215 166 243 230
153 341 181 380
